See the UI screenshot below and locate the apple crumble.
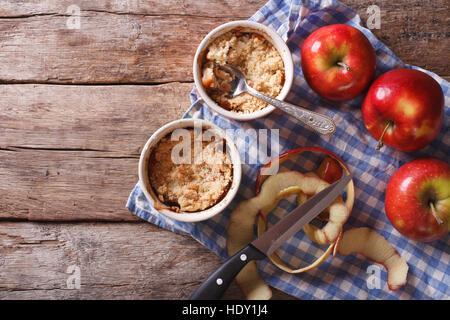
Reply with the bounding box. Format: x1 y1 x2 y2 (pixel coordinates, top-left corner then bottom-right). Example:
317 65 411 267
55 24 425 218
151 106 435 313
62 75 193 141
148 129 233 212
201 30 285 113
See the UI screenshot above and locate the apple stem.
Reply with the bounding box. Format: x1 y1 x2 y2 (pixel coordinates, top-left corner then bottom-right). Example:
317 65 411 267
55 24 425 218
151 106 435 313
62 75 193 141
337 61 350 71
375 120 394 150
429 202 443 225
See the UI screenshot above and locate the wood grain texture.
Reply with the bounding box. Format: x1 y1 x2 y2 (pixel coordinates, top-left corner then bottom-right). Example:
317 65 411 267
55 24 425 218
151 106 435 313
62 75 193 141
0 83 191 152
0 0 447 84
0 149 140 221
0 0 265 18
0 222 294 299
0 14 227 84
0 83 192 221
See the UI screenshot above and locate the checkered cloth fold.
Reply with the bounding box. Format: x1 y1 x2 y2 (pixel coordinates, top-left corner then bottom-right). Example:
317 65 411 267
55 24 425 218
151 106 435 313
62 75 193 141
127 0 450 299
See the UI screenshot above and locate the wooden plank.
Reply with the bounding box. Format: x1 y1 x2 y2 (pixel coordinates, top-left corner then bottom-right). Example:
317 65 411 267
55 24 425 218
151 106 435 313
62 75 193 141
0 149 141 221
0 13 229 84
0 221 295 299
0 83 191 153
0 83 192 221
0 0 447 84
0 0 266 18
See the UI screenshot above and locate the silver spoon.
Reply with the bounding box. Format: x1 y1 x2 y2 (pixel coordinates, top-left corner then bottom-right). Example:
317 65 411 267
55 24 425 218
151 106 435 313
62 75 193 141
219 64 336 135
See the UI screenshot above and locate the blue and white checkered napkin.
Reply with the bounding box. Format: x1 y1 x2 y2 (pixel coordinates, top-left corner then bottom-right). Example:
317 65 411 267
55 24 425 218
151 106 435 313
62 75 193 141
127 0 450 299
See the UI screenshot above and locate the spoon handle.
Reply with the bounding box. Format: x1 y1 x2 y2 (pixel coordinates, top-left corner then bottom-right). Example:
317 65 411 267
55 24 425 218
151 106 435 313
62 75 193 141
247 87 336 135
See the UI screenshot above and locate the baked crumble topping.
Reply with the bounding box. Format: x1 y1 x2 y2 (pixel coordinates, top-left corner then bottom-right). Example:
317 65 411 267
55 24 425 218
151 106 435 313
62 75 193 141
149 129 233 212
201 30 285 113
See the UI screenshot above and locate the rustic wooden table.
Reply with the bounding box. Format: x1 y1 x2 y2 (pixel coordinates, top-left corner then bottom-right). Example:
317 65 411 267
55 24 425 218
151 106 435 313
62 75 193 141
0 0 448 300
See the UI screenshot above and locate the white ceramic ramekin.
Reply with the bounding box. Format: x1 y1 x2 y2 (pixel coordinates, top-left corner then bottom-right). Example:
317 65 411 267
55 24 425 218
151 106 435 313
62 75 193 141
193 20 294 121
138 118 242 223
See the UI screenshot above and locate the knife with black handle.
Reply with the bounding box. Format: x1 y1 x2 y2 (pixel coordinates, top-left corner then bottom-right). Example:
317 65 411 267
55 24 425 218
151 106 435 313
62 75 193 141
190 173 353 300
189 244 265 300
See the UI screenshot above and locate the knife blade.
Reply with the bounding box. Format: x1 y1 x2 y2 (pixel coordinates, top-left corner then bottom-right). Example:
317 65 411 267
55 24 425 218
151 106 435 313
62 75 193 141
251 172 353 256
190 173 353 300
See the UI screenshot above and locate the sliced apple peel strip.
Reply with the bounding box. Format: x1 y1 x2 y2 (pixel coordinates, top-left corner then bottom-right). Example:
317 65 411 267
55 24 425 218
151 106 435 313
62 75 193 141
255 171 349 275
291 183 343 258
256 185 336 274
300 173 346 248
256 172 348 240
227 171 342 298
257 148 355 245
255 149 354 274
299 194 348 244
255 175 345 274
301 156 354 252
227 149 355 298
337 227 409 290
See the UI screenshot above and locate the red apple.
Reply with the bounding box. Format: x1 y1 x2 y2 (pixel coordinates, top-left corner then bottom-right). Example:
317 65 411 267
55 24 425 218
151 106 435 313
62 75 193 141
362 68 444 151
301 24 376 102
385 158 450 242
